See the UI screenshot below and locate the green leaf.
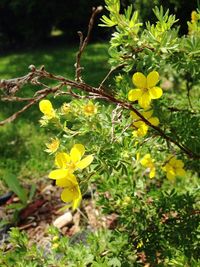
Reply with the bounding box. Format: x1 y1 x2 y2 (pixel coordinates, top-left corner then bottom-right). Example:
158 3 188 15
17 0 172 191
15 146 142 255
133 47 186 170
2 171 27 204
108 257 121 267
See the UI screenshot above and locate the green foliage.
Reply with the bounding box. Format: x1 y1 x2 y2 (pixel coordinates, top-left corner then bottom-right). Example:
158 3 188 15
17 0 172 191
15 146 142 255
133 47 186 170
2 171 27 204
0 227 136 267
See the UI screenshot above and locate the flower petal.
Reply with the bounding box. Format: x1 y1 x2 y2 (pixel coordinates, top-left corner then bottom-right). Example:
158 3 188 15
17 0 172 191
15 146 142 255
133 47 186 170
166 171 175 180
72 187 82 210
132 72 146 88
55 152 70 168
76 155 94 170
56 178 72 187
147 71 159 88
142 110 153 119
136 124 148 137
141 154 151 166
175 159 184 168
48 169 69 179
70 144 85 163
149 167 156 178
56 173 78 187
128 89 142 102
148 117 159 126
130 111 140 120
138 92 151 109
149 86 163 99
61 185 80 203
176 168 186 177
39 100 53 115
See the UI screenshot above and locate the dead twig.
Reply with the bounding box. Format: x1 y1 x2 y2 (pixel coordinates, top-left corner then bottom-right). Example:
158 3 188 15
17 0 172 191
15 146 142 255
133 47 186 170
75 6 103 82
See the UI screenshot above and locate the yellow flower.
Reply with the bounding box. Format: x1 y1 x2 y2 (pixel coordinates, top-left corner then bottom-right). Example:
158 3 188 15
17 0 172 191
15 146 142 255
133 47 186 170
133 121 148 137
83 101 97 116
128 71 163 109
52 243 59 250
137 240 144 249
39 99 56 119
122 196 131 206
141 154 156 178
191 11 198 23
49 161 82 210
45 138 60 154
50 144 94 176
61 181 82 210
131 110 159 137
162 155 186 180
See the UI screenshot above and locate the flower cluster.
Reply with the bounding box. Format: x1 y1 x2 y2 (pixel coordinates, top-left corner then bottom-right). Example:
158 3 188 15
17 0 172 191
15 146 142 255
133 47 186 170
48 144 93 209
140 153 186 180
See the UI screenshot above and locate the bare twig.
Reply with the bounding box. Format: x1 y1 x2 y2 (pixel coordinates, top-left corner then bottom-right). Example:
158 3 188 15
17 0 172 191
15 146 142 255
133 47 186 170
0 66 199 159
75 6 103 82
0 83 62 126
1 96 34 102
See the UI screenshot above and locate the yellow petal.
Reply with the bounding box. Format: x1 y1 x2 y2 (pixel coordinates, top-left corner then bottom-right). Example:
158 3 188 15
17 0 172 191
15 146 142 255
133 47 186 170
39 100 53 115
142 110 153 119
55 152 70 168
72 187 82 210
176 168 186 177
166 171 175 180
56 178 72 187
72 196 82 210
133 120 143 128
128 89 142 102
174 160 184 169
61 185 80 203
148 117 159 126
169 157 177 166
136 124 148 137
149 86 163 99
70 144 85 163
56 173 78 187
138 92 151 109
149 167 156 178
132 72 146 88
130 111 140 120
147 71 159 88
76 155 94 170
141 154 151 166
48 169 69 179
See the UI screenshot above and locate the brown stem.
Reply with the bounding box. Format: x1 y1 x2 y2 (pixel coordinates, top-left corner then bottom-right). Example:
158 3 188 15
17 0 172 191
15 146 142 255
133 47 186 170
0 69 199 159
75 6 103 82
